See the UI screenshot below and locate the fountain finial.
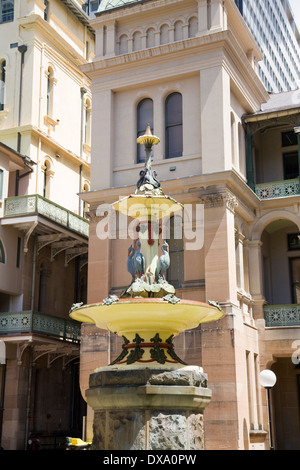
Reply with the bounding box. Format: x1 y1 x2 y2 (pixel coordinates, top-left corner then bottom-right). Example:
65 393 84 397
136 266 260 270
137 125 160 173
136 124 160 148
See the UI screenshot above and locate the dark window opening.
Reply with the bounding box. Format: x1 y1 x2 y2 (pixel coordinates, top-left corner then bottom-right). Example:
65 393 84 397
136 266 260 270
165 92 183 159
137 98 153 163
283 151 299 180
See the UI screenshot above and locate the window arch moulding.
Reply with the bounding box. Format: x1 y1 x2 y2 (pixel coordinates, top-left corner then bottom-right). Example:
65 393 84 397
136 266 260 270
0 58 8 120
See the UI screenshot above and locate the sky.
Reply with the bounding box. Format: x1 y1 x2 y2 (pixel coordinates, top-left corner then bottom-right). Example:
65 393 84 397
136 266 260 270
289 0 300 30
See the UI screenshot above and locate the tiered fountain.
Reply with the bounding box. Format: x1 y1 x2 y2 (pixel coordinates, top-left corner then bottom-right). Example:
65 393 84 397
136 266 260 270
70 127 224 450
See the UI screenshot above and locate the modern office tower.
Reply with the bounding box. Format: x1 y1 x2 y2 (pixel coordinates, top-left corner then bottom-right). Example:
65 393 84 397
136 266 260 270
0 0 94 449
234 0 300 92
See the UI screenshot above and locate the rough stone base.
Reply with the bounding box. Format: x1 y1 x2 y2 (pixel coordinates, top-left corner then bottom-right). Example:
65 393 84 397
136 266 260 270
86 366 211 450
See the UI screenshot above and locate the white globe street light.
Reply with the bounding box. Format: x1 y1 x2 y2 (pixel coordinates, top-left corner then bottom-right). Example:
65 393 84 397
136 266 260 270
259 369 277 388
259 369 277 450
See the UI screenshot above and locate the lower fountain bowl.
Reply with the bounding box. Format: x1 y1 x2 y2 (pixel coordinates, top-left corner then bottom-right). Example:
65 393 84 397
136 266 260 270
70 298 224 368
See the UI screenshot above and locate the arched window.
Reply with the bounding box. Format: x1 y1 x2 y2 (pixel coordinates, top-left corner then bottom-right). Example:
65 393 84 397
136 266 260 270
46 67 54 116
0 60 6 111
42 159 53 199
137 98 153 163
84 98 92 146
160 24 169 45
38 261 50 312
82 182 90 218
165 92 183 159
44 0 49 21
167 215 184 287
0 240 5 264
174 21 183 41
188 17 198 38
133 31 142 51
119 34 128 54
146 27 155 48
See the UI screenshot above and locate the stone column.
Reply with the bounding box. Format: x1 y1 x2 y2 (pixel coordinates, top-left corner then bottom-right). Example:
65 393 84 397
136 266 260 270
86 366 211 450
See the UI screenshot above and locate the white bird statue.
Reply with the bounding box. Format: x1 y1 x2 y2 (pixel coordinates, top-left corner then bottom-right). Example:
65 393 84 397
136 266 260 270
133 239 145 278
156 241 170 280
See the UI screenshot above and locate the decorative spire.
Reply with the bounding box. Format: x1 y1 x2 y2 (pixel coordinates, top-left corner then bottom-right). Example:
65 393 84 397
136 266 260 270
136 125 161 193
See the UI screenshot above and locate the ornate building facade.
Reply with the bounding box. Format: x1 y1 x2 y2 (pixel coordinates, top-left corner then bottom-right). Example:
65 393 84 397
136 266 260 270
78 0 300 450
0 0 94 449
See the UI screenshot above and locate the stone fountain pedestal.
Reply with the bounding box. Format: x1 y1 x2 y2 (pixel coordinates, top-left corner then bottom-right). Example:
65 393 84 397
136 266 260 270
86 365 211 450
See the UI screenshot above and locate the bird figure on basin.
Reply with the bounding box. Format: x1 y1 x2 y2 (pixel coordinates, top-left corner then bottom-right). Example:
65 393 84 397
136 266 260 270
127 245 135 281
133 239 145 278
156 241 170 281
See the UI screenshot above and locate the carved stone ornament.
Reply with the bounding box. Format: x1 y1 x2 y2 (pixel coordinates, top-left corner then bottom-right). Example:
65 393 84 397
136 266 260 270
199 192 238 212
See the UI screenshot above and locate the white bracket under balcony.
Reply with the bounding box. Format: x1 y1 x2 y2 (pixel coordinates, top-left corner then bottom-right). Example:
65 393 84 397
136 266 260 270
24 221 38 252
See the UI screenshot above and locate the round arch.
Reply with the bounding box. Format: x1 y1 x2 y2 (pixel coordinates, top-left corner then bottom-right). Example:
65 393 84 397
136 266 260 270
250 210 300 240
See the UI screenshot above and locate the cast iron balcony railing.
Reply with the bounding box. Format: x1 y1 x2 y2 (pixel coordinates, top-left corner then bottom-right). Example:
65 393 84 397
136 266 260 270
255 179 300 199
264 304 300 327
4 194 89 237
0 310 81 343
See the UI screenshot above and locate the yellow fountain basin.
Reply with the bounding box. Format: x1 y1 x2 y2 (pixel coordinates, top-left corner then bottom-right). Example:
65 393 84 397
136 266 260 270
70 298 224 341
112 194 183 219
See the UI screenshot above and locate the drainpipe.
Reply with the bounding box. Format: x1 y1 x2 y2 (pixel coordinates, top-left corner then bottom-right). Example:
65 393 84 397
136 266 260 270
15 45 28 196
80 87 87 216
80 87 87 159
17 45 27 153
0 357 6 449
245 127 255 191
79 164 83 216
24 345 33 450
30 234 38 311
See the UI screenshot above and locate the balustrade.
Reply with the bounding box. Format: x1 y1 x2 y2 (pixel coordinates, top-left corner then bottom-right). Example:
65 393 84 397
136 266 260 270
255 179 299 199
264 304 300 327
0 310 81 342
4 194 89 237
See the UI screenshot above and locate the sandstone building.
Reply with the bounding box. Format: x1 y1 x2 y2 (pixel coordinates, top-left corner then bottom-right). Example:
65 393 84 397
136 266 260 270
79 0 300 450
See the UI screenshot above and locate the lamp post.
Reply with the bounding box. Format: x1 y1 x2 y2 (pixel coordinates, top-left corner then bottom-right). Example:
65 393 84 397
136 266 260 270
259 369 277 450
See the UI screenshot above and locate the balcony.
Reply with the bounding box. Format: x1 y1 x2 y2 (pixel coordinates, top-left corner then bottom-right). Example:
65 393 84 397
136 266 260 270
255 179 300 200
0 310 81 343
264 304 300 327
3 194 89 238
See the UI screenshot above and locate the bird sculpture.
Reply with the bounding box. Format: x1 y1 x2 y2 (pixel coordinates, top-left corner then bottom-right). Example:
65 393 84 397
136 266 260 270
127 245 135 281
156 241 170 280
133 239 145 278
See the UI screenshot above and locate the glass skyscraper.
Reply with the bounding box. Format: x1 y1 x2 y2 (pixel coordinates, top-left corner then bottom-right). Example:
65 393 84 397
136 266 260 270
235 0 300 92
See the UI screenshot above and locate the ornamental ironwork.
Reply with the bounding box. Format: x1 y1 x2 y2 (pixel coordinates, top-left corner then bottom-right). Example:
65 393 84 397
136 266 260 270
0 311 81 343
4 194 89 237
264 304 300 327
255 179 299 199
